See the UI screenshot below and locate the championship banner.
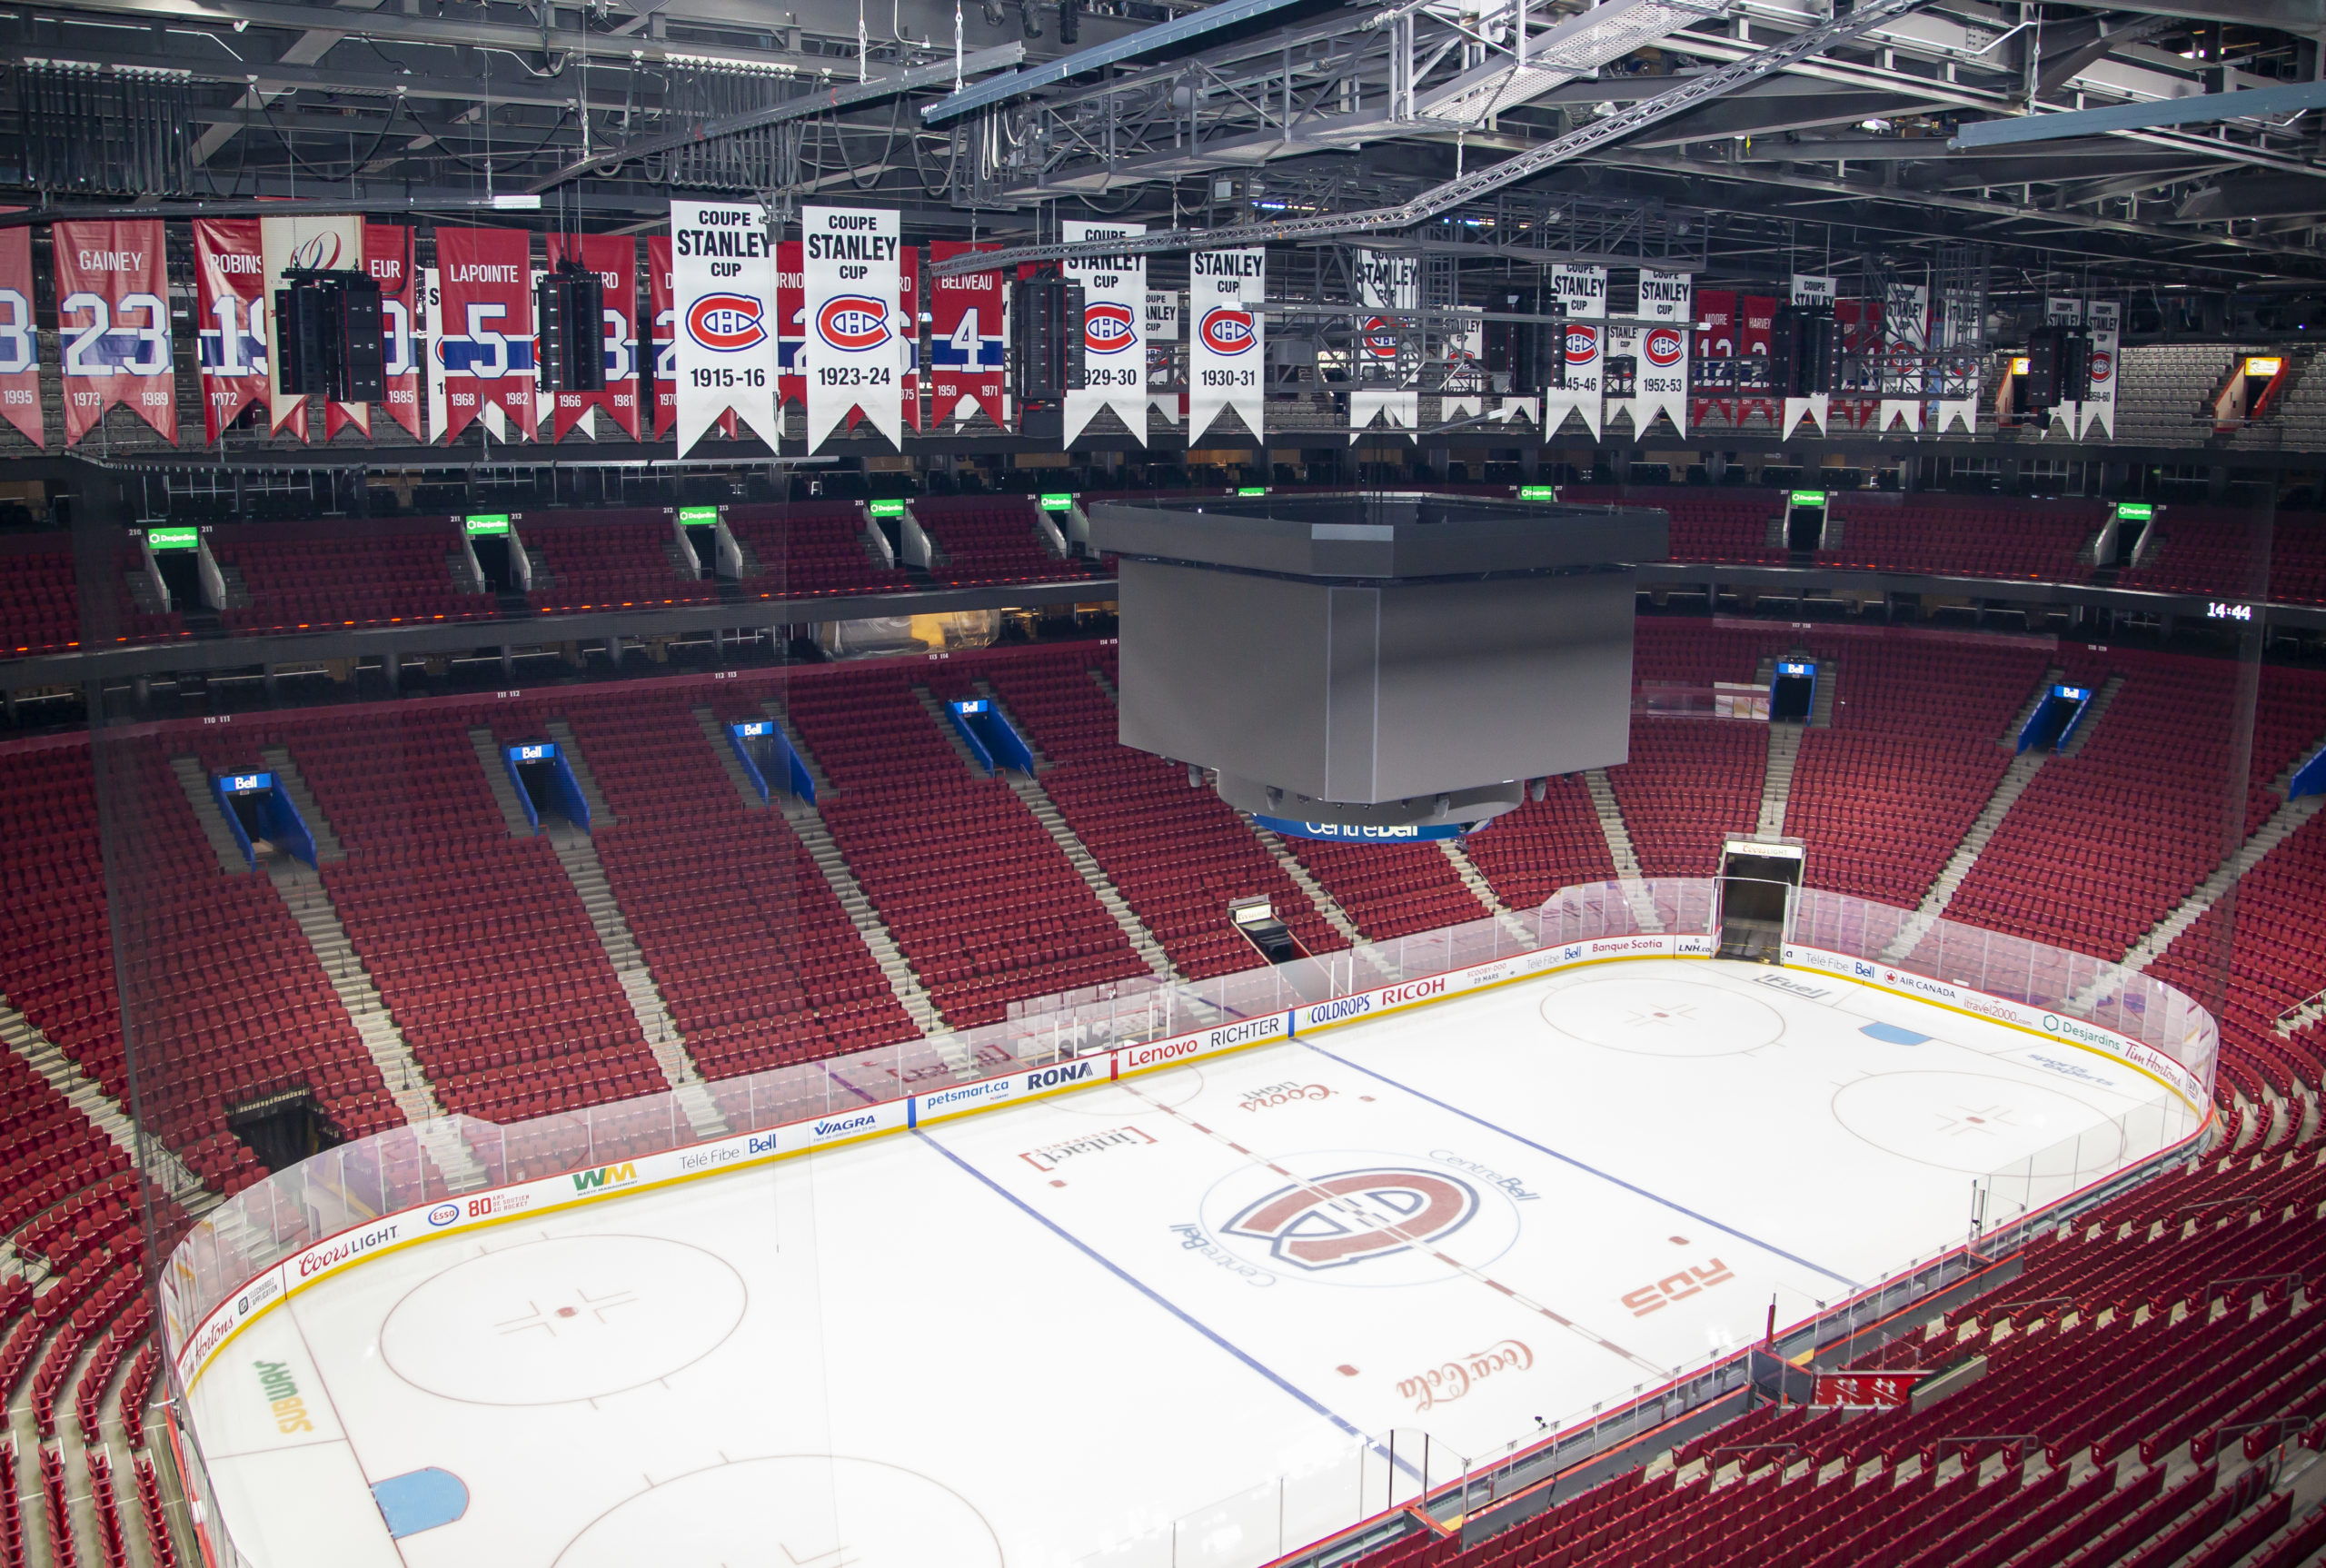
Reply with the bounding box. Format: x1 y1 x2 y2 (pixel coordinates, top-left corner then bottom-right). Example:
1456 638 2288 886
1740 293 1780 428
900 244 921 432
671 200 780 455
929 241 1005 428
1350 249 1417 442
1146 290 1181 427
801 204 902 451
1790 273 1837 308
1692 288 1735 425
435 228 537 442
1188 248 1264 442
1934 286 1983 437
1878 282 1928 433
1061 219 1146 447
1543 263 1606 439
2041 298 2083 438
649 238 734 444
324 224 418 441
422 266 445 442
1442 315 1486 424
258 214 363 437
2080 301 2120 440
54 219 175 447
1632 267 1691 436
194 218 268 443
0 214 39 447
1782 275 1834 438
545 233 641 442
777 240 806 412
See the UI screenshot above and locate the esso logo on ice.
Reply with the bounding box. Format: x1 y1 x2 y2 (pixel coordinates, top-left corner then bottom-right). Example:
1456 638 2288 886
1082 302 1135 353
1564 324 1599 365
426 1203 460 1227
2089 350 2113 384
817 296 891 352
1361 316 1398 359
1199 306 1256 355
1645 328 1684 367
687 293 767 352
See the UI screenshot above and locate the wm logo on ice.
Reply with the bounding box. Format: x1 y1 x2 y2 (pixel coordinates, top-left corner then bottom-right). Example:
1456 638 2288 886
1224 1168 1477 1272
572 1162 638 1193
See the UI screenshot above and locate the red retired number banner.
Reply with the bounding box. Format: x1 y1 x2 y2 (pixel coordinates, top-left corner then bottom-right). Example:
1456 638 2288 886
434 228 535 442
648 236 734 442
193 219 267 442
546 233 641 441
843 243 920 435
777 239 805 412
325 225 420 440
54 219 176 447
928 241 1004 428
0 214 45 446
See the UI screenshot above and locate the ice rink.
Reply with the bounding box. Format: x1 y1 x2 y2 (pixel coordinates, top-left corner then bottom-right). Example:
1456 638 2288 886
185 958 2200 1568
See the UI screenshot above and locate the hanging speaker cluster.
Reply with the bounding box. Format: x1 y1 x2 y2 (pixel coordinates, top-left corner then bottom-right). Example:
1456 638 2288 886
273 270 384 403
537 262 607 393
1770 303 1835 396
2024 324 2092 410
1010 271 1085 405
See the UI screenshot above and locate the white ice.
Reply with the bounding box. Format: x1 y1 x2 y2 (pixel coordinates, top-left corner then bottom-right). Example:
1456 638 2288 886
185 959 2195 1568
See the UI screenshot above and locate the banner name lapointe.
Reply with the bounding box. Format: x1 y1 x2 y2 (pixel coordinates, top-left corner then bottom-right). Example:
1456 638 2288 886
1193 251 1264 278
447 263 522 283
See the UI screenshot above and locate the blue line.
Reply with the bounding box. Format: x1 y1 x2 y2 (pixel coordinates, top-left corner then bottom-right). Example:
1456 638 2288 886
1297 1040 1860 1289
913 1128 1368 1441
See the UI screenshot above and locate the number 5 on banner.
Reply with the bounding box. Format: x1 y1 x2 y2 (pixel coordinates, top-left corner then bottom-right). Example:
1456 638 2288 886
466 303 508 379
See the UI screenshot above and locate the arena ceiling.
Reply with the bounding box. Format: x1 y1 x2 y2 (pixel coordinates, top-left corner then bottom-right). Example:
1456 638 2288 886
7 0 2325 291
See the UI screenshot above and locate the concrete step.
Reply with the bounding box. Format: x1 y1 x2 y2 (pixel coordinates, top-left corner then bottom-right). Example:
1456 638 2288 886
543 718 618 827
2056 674 2127 759
1245 818 1369 948
467 727 537 837
2117 789 2326 978
1440 840 1532 942
784 804 949 1036
262 748 344 862
1581 769 1663 932
694 707 768 809
1002 773 1179 981
168 755 250 874
1886 749 2051 960
0 992 214 1216
1756 723 1804 838
913 684 990 775
761 700 836 797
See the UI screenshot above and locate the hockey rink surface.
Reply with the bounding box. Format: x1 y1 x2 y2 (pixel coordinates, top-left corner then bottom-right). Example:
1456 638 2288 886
186 958 2200 1568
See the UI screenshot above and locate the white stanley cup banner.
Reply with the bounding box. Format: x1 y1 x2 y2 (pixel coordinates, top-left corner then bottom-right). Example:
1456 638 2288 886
1146 290 1180 426
1934 286 1983 436
1350 249 1418 442
1188 248 1264 442
1442 316 1486 423
802 204 903 451
671 199 781 455
2046 296 2084 324
1790 273 1837 308
260 213 363 436
1783 274 1836 439
1061 220 1146 447
1878 282 1927 433
1633 268 1691 435
1544 263 1606 439
2080 300 2120 440
421 265 446 442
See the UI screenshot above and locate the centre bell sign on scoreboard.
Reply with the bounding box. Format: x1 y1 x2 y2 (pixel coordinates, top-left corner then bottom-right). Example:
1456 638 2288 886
669 199 781 456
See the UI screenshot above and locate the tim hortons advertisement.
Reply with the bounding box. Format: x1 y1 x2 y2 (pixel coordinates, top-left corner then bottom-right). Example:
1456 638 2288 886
1543 263 1606 439
670 200 780 455
258 213 363 437
1188 247 1264 443
54 219 176 447
1062 220 1146 447
434 227 537 442
193 218 268 443
801 204 903 451
1631 268 1691 437
545 233 641 442
0 213 37 446
929 241 1005 428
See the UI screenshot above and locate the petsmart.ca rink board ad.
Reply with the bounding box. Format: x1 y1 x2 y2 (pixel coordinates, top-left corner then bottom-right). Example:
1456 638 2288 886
1781 944 2208 1109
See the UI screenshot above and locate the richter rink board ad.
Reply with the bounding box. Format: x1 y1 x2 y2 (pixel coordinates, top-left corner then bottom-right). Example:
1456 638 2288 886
181 956 2202 1568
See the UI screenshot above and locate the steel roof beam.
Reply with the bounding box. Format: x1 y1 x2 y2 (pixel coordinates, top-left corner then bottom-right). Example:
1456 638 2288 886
1952 79 2326 150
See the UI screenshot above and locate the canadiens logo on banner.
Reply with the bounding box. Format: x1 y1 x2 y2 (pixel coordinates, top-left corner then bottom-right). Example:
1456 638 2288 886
434 228 536 442
671 199 780 455
1061 220 1146 448
1631 268 1690 436
54 219 176 447
0 213 39 447
802 204 902 452
545 233 641 442
1188 247 1264 443
194 218 268 443
1350 249 1418 442
646 236 730 442
258 215 362 438
1544 263 1606 439
929 241 1004 428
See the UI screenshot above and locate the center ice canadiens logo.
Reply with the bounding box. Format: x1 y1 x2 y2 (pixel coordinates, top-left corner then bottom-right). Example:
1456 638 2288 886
687 293 766 352
1083 302 1135 353
1564 324 1599 365
1199 306 1256 355
817 295 892 352
1223 1167 1478 1273
1645 327 1684 367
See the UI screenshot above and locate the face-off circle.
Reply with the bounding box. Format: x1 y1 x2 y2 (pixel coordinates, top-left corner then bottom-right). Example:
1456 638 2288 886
1539 977 1783 1057
1831 1071 2127 1177
1197 1147 1521 1287
553 1455 1001 1568
379 1235 745 1405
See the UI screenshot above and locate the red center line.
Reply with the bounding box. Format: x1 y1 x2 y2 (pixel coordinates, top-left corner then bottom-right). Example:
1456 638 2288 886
1118 1081 1665 1375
